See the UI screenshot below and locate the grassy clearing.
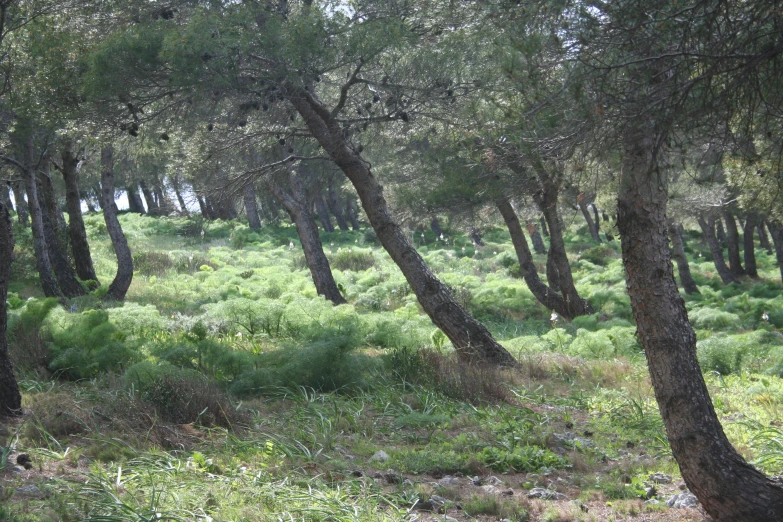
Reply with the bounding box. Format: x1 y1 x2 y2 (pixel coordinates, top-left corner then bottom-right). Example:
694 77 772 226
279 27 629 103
1 214 781 521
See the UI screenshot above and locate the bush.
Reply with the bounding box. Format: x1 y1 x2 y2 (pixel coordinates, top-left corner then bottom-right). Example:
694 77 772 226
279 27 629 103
579 244 617 266
688 308 741 330
331 248 375 271
133 251 173 276
7 298 59 373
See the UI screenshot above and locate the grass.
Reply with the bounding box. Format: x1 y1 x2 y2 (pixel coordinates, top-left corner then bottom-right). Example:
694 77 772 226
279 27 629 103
2 213 782 521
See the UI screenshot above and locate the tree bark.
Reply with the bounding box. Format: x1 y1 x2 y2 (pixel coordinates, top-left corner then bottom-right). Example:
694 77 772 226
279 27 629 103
11 181 28 225
267 173 345 305
153 177 175 216
668 221 700 295
288 86 516 365
769 220 783 282
0 199 21 417
243 183 262 230
722 208 744 276
346 199 361 230
578 199 601 243
530 222 547 254
758 219 773 254
743 214 759 278
619 125 783 522
59 143 98 283
139 180 159 215
470 228 484 246
171 174 189 216
3 183 13 212
539 216 549 237
314 193 334 232
100 147 133 302
497 198 571 318
38 165 86 298
23 136 63 299
326 180 350 231
196 194 211 218
430 216 443 238
533 171 593 317
716 215 727 247
126 184 146 214
698 215 739 285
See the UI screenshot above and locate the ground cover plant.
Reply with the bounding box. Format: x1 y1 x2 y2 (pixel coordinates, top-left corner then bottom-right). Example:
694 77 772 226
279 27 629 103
1 213 782 521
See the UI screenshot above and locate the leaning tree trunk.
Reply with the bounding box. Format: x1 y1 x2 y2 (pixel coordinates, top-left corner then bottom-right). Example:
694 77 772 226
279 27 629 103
170 174 189 216
539 216 549 237
267 173 345 305
139 180 159 216
100 147 133 302
578 199 601 243
497 198 571 318
722 209 744 276
430 216 443 238
10 181 28 226
769 220 783 282
126 185 146 214
314 194 334 232
534 174 593 317
668 221 700 295
327 181 350 231
243 183 262 230
743 214 759 279
470 228 484 246
3 183 13 212
38 167 86 298
60 143 98 283
757 220 773 254
529 222 547 254
23 136 63 299
346 200 361 230
0 200 21 417
698 215 739 285
619 125 783 522
288 86 515 365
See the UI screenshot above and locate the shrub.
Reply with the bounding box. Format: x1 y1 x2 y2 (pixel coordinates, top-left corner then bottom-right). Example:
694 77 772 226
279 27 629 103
7 298 59 373
479 444 568 472
133 251 173 276
579 244 616 266
688 308 741 330
331 248 375 271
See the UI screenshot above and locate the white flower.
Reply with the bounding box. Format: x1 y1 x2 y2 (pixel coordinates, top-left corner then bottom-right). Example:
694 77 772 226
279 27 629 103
439 233 444 240
236 331 243 338
762 311 770 322
550 311 559 322
289 241 294 249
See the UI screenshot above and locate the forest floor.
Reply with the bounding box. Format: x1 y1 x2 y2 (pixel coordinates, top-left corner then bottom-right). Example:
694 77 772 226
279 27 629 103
2 213 782 521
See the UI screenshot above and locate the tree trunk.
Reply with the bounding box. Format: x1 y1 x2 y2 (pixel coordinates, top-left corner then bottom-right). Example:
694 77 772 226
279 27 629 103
38 166 86 298
539 216 549 237
153 178 175 216
346 199 361 230
23 136 63 299
139 180 159 216
327 181 350 231
530 222 547 254
698 215 739 285
430 216 443 238
60 143 98 283
534 173 593 317
591 204 601 232
716 215 727 246
126 185 146 214
3 183 13 212
470 228 484 246
722 209 744 276
267 173 345 305
314 194 334 232
619 125 783 522
243 183 262 230
743 214 759 278
578 200 601 243
171 174 189 215
668 221 699 295
100 147 133 302
11 181 28 226
769 220 783 282
288 86 515 365
196 194 210 218
758 220 773 254
0 199 21 417
497 198 571 318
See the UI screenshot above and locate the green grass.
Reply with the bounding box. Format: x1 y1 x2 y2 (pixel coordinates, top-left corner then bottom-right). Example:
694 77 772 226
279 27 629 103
3 213 783 520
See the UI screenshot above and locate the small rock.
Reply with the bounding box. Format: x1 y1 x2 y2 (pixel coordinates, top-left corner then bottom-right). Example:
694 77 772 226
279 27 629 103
383 471 403 484
649 472 673 484
644 486 657 499
644 499 661 505
15 485 43 498
527 487 567 501
667 492 700 509
11 466 25 473
415 496 446 513
438 475 460 486
351 470 363 477
481 485 498 494
501 489 514 496
16 453 32 470
369 450 390 463
485 475 503 485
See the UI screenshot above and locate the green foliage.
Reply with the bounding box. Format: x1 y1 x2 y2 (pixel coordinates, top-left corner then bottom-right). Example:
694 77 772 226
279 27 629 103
133 251 174 276
479 444 568 473
579 244 617 266
688 308 741 330
330 248 375 271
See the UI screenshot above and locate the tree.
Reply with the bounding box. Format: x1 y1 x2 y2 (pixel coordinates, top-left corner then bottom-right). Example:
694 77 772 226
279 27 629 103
100 145 133 301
